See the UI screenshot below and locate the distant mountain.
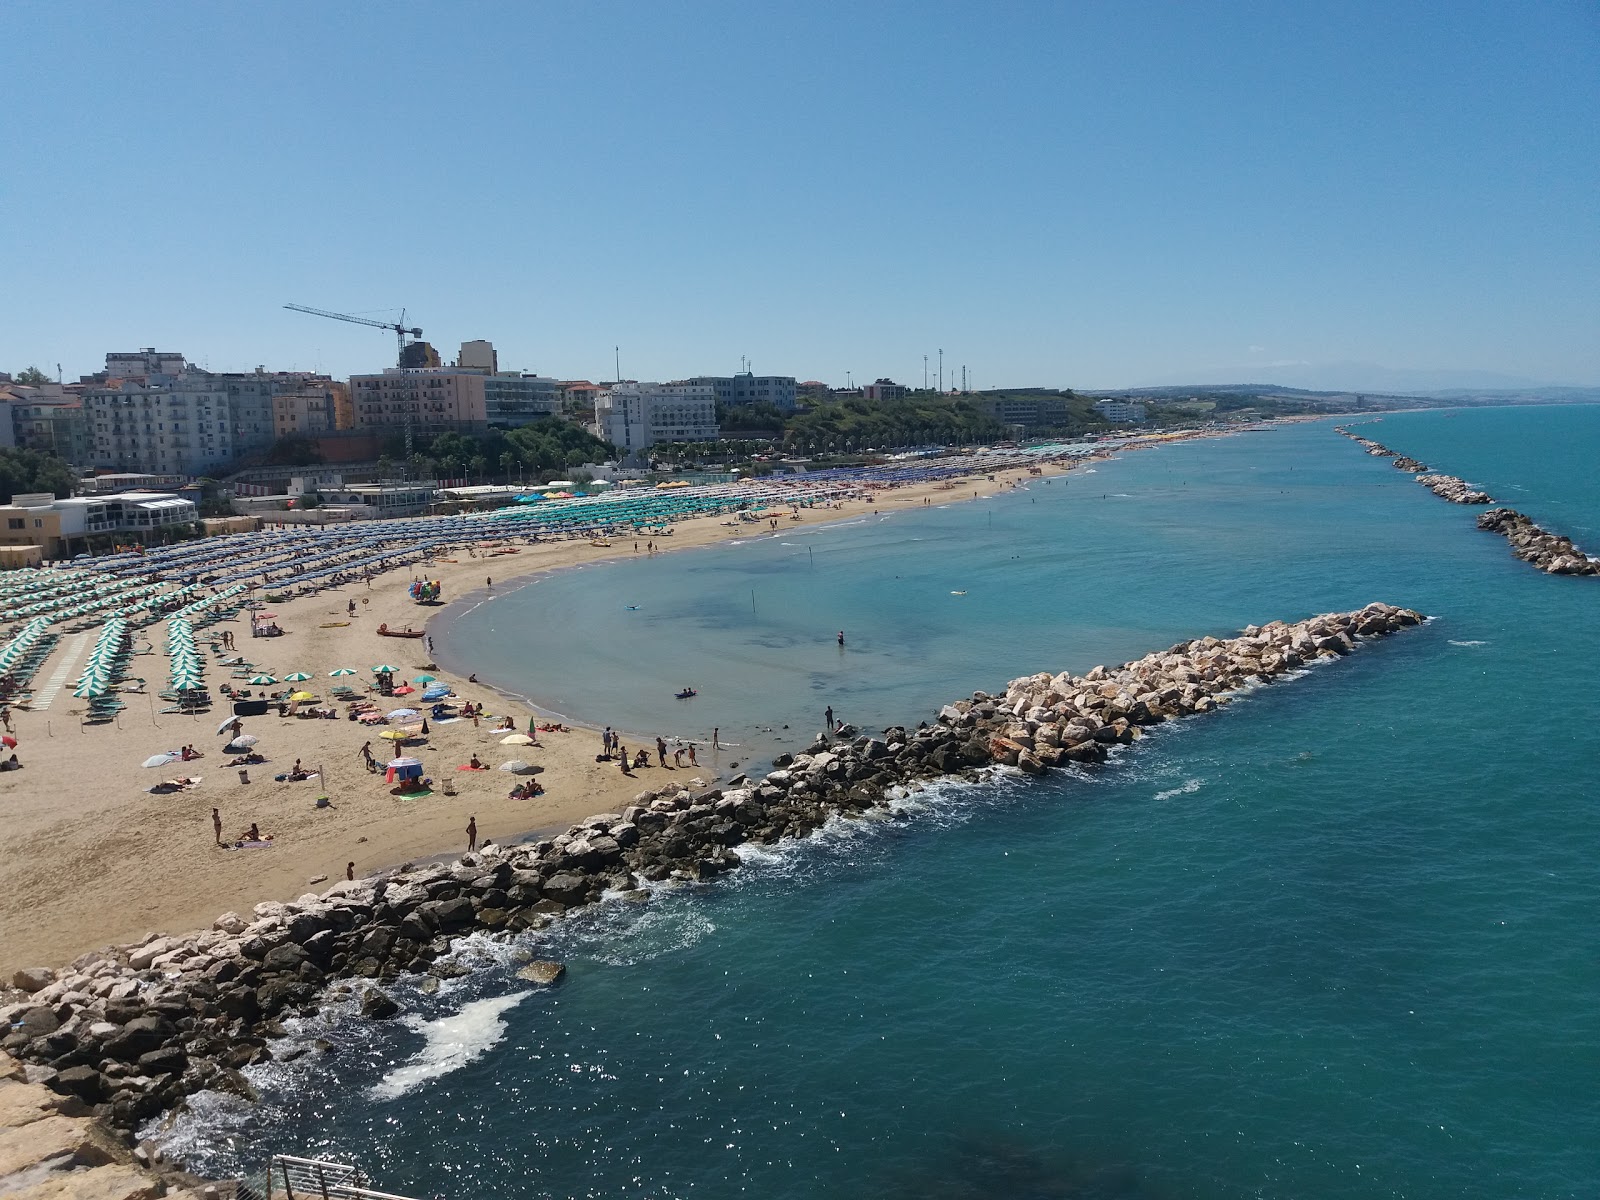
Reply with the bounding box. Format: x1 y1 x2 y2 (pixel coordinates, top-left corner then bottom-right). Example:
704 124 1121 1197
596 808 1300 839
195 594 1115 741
1134 362 1590 395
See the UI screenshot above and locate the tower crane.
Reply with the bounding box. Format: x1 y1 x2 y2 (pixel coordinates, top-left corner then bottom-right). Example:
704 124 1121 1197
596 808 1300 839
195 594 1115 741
284 302 425 460
283 303 422 367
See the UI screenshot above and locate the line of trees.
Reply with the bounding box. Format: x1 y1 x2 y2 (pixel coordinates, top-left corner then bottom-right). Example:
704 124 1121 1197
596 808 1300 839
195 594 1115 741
0 447 76 503
378 420 615 482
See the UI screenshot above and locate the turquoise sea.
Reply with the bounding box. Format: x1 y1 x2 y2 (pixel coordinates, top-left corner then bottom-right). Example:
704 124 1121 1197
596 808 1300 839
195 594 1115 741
164 406 1600 1198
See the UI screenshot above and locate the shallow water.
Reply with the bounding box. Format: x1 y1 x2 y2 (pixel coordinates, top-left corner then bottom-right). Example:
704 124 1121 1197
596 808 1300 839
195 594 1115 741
163 406 1600 1198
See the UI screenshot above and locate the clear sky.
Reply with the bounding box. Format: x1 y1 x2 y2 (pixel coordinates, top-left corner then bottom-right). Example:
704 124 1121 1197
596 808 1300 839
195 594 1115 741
3 1 1597 390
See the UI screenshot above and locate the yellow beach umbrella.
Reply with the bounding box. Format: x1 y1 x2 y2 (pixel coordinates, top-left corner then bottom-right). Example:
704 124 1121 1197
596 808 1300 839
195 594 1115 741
500 733 534 745
290 691 315 702
379 729 410 741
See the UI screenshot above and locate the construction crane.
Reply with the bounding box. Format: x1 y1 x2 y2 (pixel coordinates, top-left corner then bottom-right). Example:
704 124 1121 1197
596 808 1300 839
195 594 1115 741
284 302 424 460
283 303 422 367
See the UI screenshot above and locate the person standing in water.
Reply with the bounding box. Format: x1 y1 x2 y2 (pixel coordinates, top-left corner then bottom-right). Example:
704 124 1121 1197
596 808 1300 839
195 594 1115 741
825 705 834 731
837 630 845 646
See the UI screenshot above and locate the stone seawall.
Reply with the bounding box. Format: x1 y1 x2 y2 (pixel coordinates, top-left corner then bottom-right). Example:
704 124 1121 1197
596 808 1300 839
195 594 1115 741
1 604 1425 1138
1476 508 1599 575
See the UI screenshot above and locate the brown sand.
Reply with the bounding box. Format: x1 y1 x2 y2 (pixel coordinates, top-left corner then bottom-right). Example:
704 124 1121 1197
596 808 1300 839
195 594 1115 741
0 460 1102 973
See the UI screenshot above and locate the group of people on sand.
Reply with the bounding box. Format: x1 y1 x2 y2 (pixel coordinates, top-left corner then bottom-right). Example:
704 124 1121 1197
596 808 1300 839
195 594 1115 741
601 725 697 776
213 808 271 848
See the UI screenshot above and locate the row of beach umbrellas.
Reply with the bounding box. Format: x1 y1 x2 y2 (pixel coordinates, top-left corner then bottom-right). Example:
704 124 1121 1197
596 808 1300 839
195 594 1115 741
166 617 203 692
0 617 52 675
72 618 130 699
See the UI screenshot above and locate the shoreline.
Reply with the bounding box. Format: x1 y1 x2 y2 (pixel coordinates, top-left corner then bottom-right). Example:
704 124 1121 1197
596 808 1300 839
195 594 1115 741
0 444 1134 977
0 602 1427 1149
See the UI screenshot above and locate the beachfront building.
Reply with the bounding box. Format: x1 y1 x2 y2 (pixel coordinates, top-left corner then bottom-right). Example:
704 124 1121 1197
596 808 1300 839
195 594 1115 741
311 482 436 518
484 374 564 427
686 373 798 412
1094 398 1147 423
594 382 719 452
83 372 234 477
349 367 489 435
83 353 347 473
0 490 198 558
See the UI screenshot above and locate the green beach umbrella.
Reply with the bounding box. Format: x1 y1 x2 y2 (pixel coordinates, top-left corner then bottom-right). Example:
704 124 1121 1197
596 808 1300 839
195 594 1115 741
412 674 436 684
283 672 313 682
371 664 400 674
329 668 357 677
249 675 277 685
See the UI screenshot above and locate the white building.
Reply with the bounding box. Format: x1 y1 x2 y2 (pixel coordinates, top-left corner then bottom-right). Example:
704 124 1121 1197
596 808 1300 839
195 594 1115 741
595 382 719 452
458 340 498 372
1094 398 1146 423
484 374 563 426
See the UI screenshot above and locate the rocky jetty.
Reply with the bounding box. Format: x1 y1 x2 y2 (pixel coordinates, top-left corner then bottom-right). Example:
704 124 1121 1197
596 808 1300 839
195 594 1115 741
1334 426 1495 504
1415 474 1494 504
0 604 1425 1136
1476 508 1599 575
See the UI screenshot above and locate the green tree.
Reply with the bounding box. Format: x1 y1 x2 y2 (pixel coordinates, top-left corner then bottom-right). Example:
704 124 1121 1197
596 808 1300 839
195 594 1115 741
13 366 52 386
0 447 76 502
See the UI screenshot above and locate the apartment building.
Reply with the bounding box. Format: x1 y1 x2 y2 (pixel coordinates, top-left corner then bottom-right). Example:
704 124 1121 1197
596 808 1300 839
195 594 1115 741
687 373 798 411
348 367 489 433
595 382 719 451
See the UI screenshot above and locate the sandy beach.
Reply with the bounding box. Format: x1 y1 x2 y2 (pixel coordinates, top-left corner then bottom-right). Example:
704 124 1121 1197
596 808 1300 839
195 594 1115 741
0 457 1112 975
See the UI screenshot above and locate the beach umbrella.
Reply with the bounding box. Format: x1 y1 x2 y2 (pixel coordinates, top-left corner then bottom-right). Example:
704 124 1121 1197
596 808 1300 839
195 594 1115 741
142 752 179 768
371 664 399 674
392 685 415 695
413 674 436 683
215 716 242 734
225 734 260 750
421 687 449 701
249 675 277 685
386 708 419 720
1 735 16 749
500 733 534 745
498 760 532 773
329 668 356 677
283 672 313 682
290 691 315 702
386 756 422 769
379 729 410 741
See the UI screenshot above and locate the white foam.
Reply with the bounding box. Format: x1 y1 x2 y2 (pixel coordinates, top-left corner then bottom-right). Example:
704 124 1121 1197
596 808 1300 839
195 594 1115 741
1153 778 1203 801
369 991 531 1101
1448 639 1488 647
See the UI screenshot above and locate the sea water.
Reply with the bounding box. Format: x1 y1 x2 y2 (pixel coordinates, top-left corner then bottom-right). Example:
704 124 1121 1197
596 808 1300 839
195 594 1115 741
161 407 1600 1198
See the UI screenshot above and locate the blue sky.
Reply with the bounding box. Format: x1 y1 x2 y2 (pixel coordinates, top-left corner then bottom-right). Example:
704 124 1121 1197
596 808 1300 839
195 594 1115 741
3 1 1596 390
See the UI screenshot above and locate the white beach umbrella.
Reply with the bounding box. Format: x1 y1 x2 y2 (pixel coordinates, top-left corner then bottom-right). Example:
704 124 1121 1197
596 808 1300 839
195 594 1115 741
142 752 179 768
498 760 533 773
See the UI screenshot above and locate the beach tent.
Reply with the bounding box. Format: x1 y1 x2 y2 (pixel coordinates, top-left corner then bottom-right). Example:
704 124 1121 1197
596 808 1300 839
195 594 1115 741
385 756 423 784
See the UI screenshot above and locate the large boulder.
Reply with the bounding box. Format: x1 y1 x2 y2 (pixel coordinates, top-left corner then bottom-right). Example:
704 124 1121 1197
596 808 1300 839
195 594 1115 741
10 968 55 994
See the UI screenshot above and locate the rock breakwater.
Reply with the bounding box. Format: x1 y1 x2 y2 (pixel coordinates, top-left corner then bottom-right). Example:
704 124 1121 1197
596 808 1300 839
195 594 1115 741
1475 508 1599 575
0 604 1425 1137
1333 426 1494 504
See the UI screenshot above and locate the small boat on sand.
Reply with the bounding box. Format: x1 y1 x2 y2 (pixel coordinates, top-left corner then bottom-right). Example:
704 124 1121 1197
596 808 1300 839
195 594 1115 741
377 624 426 639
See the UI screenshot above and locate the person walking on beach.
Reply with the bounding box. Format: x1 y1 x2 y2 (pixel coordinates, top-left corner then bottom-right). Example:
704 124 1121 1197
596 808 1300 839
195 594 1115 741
656 736 668 766
712 727 720 749
466 816 478 853
687 743 697 767
486 576 493 589
359 741 375 772
602 726 613 757
212 807 223 846
619 746 632 776
426 635 434 654
347 861 355 881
